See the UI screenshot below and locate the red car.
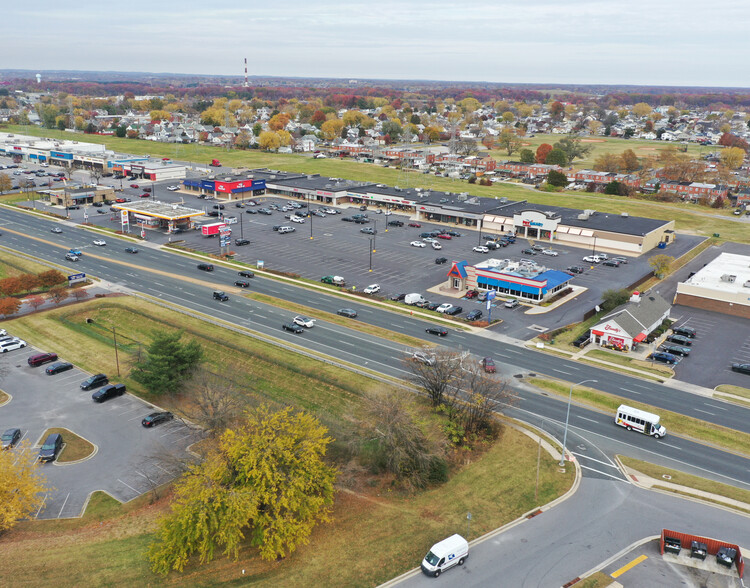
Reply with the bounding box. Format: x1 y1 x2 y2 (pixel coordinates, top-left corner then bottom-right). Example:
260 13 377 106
115 197 127 203
465 290 478 299
140 193 150 198
481 357 496 373
129 183 139 188
408 222 421 228
437 233 452 240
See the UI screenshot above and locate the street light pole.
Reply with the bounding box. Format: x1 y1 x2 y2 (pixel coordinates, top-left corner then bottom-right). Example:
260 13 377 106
112 325 121 377
369 237 374 272
309 193 313 240
559 379 597 467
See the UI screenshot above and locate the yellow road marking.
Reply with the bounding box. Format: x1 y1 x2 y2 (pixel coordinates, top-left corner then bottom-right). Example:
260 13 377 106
611 554 648 578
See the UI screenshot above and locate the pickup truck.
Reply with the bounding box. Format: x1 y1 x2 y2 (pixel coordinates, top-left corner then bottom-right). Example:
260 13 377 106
321 275 346 287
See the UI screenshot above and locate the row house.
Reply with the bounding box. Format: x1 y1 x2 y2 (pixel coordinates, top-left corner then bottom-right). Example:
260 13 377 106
497 161 561 178
573 170 641 188
660 181 728 201
433 153 493 171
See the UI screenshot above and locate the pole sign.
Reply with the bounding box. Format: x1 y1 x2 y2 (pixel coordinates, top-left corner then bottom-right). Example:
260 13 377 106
67 272 86 285
486 291 496 323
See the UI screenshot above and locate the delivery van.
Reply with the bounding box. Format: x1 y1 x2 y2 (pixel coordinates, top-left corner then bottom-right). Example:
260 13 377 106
420 534 468 578
404 293 426 306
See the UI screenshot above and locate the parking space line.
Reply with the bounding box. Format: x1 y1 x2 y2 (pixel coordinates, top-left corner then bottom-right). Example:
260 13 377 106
611 554 648 578
117 478 140 494
35 493 48 518
57 492 71 518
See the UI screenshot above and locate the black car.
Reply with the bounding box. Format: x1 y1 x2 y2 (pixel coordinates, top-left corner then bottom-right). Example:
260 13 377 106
388 220 404 227
445 305 463 316
206 210 220 217
213 291 229 301
257 208 272 215
97 209 108 214
337 308 358 318
197 263 214 272
80 373 109 391
466 309 483 321
426 326 449 337
602 259 621 267
235 238 250 246
235 280 250 288
659 344 690 357
245 208 257 214
1 428 21 450
435 257 448 264
666 334 692 346
390 293 406 301
425 301 442 311
38 433 63 463
92 383 126 403
341 216 354 222
235 202 245 208
716 546 737 568
567 266 585 274
238 270 255 278
572 331 591 348
446 231 462 237
272 225 282 231
212 204 225 210
354 218 369 224
46 361 74 375
521 248 537 255
282 323 304 334
672 325 696 338
731 362 750 375
125 247 139 254
142 411 174 427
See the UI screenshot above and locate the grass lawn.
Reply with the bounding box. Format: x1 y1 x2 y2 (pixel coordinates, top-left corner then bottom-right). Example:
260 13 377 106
576 358 665 383
619 456 750 511
0 389 9 404
527 378 750 456
0 252 53 278
576 572 618 588
585 349 675 377
40 427 95 463
4 124 745 243
0 426 573 587
715 384 750 401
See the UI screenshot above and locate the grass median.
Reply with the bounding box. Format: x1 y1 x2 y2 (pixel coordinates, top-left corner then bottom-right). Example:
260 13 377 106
584 349 675 378
527 377 750 456
40 427 95 463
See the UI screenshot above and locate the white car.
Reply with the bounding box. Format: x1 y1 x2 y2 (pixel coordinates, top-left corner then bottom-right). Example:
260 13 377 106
167 185 179 191
431 242 442 250
583 255 602 263
410 241 426 248
290 215 306 224
363 284 381 294
423 237 438 244
542 249 559 256
436 303 454 313
293 316 316 328
282 206 293 212
384 210 392 216
93 239 106 246
473 246 489 253
0 339 27 353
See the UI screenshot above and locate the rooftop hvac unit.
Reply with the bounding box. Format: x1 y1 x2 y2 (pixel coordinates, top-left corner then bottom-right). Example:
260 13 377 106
577 213 589 220
457 193 468 201
584 209 596 216
744 281 750 288
720 274 737 283
394 186 402 191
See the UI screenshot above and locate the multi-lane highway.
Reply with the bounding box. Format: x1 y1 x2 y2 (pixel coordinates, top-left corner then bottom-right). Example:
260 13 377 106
2 205 750 493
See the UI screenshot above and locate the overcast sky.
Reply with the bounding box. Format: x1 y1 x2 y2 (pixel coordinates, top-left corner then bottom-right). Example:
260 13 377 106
7 1 748 87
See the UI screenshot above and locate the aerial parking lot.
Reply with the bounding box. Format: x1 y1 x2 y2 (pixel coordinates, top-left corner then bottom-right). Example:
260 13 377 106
0 338 199 520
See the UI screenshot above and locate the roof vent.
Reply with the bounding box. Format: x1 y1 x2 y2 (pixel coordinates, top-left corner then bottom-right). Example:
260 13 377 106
720 274 737 283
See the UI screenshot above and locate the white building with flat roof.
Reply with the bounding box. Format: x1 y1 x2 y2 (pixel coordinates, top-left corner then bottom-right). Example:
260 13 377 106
675 252 750 318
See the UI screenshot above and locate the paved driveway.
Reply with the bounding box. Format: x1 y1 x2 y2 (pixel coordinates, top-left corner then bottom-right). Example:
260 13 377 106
0 344 198 519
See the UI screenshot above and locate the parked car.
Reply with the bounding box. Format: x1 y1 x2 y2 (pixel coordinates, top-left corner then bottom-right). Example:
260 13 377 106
650 351 679 365
2 428 22 450
360 227 377 235
92 383 126 403
567 266 585 274
466 309 483 321
293 316 316 328
408 222 422 228
282 322 305 334
129 183 139 189
659 344 690 357
390 293 406 301
0 339 27 353
197 263 214 272
363 284 381 294
504 299 520 309
446 231 462 237
582 255 602 263
388 220 404 227
666 334 692 346
465 290 478 299
80 373 109 391
46 361 74 375
481 357 496 373
445 305 463 316
28 352 58 367
521 248 537 255
435 257 448 264
426 326 449 337
436 234 452 240
337 308 358 318
410 241 426 248
672 326 697 338
142 412 174 427
234 238 250 246
542 249 559 256
731 362 750 375
602 259 621 267
436 303 453 313
425 301 442 311
38 433 63 463
472 246 489 253
431 242 442 250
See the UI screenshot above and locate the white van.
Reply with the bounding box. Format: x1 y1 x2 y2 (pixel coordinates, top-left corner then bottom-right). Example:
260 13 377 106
404 293 426 306
421 534 468 578
615 404 666 438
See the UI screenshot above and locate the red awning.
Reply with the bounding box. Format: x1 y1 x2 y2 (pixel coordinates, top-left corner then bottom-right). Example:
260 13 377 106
634 333 647 342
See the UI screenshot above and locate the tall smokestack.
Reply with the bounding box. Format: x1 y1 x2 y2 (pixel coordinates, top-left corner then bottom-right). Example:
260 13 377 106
244 58 248 87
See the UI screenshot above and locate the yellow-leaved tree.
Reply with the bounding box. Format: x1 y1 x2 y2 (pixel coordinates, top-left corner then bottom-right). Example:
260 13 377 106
0 441 51 532
148 405 336 575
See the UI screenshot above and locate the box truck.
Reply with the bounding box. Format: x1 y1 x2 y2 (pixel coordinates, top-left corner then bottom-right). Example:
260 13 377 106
201 222 227 236
420 534 468 578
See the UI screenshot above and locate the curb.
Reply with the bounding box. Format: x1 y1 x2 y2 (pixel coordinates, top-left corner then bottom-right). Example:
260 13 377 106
575 534 660 585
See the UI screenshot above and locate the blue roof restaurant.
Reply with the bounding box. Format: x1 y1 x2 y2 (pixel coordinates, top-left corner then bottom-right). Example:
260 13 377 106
447 259 573 304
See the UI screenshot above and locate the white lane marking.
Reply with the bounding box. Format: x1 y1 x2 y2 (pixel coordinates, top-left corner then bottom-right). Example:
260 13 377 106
57 493 71 518
117 478 140 494
35 493 48 518
571 453 619 468
579 464 627 481
620 388 641 395
552 369 571 375
693 408 715 416
705 403 728 411
576 416 598 424
657 442 682 450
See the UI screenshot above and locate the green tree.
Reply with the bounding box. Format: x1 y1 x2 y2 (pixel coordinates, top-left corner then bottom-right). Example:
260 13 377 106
601 288 631 312
498 128 523 155
132 331 203 395
545 148 568 166
553 136 592 163
115 126 126 138
0 441 51 532
381 120 402 142
148 406 336 574
604 181 629 196
648 254 674 278
519 148 535 163
547 169 568 187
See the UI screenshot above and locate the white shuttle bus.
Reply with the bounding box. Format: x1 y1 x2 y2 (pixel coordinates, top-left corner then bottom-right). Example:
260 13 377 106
615 405 666 438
